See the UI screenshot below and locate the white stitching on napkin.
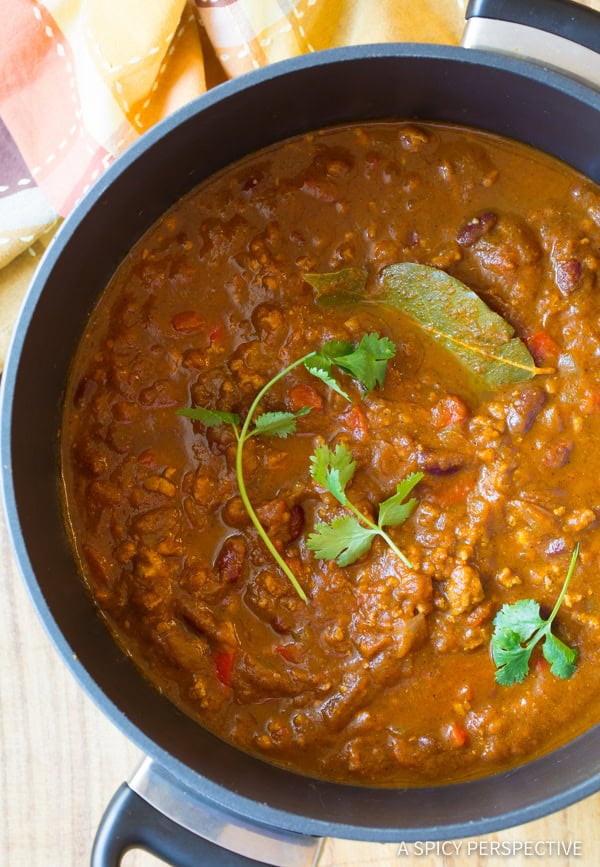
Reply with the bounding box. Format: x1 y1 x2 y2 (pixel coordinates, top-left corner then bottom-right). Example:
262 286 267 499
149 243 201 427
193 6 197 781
0 209 58 248
84 10 195 128
132 11 196 129
86 25 175 76
0 180 33 193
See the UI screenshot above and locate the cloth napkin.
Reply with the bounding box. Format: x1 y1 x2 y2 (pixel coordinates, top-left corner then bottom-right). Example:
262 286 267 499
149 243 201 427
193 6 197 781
0 0 595 367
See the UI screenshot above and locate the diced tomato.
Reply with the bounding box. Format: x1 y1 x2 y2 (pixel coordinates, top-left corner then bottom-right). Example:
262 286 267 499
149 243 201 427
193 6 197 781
209 323 225 344
276 643 305 664
445 722 468 749
343 404 369 439
432 395 469 428
214 650 235 687
429 472 476 506
171 310 203 333
138 449 157 467
581 389 600 415
287 383 323 412
526 331 560 365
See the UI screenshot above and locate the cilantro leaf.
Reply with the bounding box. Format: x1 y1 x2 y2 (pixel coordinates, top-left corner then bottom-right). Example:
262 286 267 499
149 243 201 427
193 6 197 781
306 515 376 567
331 333 396 392
308 334 396 395
378 471 423 528
251 407 311 439
319 339 355 360
177 406 241 427
323 467 348 506
308 443 417 569
305 358 351 401
492 599 542 644
493 630 534 685
491 628 534 685
491 544 579 686
542 632 578 679
310 443 356 504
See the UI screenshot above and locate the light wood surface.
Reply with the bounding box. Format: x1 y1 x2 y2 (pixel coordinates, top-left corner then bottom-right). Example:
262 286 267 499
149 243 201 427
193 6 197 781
1 513 599 867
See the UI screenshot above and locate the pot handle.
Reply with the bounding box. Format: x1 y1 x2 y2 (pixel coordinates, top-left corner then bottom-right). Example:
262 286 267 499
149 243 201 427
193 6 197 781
91 759 323 867
463 0 600 89
91 784 268 867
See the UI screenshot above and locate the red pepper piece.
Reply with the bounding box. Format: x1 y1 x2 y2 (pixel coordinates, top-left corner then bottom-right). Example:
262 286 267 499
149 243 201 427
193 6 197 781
432 395 469 428
209 323 225 344
343 404 369 439
527 331 560 365
445 722 468 748
214 650 235 687
287 383 323 412
138 449 157 467
428 472 476 506
276 644 305 664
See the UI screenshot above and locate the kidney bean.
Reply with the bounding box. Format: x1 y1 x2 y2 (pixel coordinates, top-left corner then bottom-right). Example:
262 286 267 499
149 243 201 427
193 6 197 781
242 174 261 191
73 376 97 409
542 439 574 469
554 259 582 295
456 211 497 247
215 535 248 584
417 449 465 475
287 505 305 543
506 386 547 435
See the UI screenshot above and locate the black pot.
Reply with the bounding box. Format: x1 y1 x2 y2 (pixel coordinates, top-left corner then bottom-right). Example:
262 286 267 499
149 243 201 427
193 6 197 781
3 1 600 865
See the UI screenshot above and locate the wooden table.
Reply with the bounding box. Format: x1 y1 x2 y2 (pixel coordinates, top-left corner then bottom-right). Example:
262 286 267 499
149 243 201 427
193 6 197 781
1 512 599 867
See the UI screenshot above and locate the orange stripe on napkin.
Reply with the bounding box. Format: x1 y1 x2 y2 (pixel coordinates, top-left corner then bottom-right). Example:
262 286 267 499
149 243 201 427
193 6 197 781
0 0 109 214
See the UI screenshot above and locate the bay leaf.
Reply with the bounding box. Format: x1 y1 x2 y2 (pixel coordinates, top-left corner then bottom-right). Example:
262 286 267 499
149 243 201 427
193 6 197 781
304 267 368 305
379 263 551 388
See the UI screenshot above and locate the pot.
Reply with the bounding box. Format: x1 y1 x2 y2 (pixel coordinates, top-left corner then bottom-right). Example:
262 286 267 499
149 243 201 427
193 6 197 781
2 1 600 865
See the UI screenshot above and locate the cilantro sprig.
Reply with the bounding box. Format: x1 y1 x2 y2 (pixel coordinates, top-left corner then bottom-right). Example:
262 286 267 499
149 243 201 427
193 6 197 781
307 442 422 568
179 406 314 440
491 543 580 686
306 334 396 398
178 334 396 601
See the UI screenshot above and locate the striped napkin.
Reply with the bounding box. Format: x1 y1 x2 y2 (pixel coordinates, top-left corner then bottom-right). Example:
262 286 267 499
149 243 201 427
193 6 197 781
0 0 594 366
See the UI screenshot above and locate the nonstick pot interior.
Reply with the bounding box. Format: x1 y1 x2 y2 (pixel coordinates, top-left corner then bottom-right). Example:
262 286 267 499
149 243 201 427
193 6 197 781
3 45 600 840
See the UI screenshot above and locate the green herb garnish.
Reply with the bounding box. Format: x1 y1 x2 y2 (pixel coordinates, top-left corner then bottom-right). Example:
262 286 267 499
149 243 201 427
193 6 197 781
307 263 554 388
491 543 580 685
307 442 422 568
306 333 395 397
178 334 396 601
